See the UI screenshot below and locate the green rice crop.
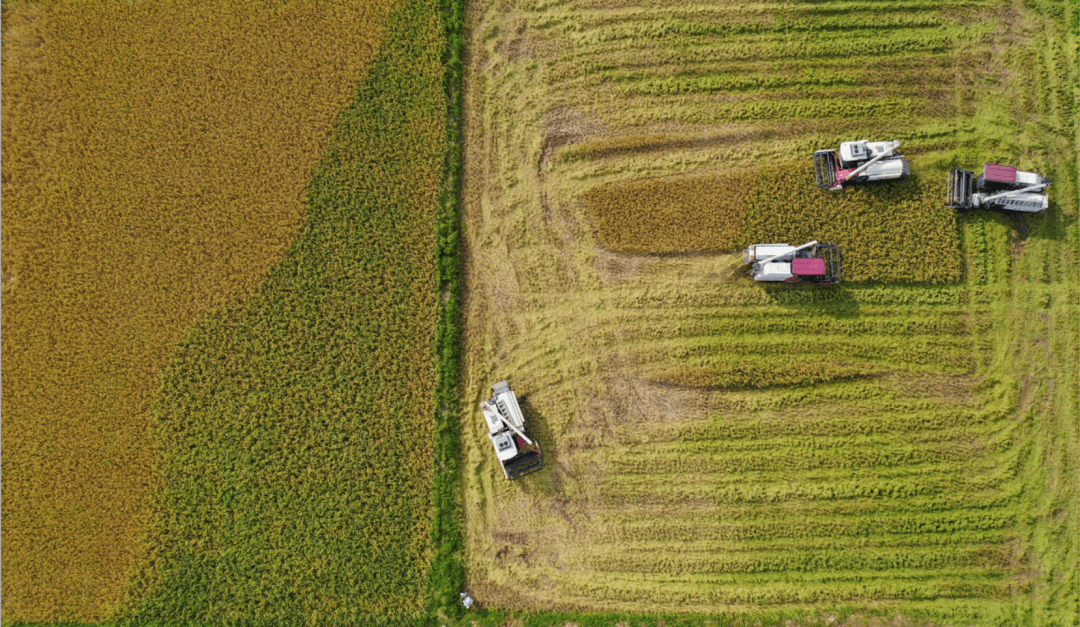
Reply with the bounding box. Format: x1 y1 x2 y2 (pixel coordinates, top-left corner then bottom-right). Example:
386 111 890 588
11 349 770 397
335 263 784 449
120 0 446 622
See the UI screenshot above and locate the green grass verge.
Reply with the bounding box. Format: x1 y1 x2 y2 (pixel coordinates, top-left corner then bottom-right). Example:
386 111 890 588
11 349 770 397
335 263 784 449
428 0 467 614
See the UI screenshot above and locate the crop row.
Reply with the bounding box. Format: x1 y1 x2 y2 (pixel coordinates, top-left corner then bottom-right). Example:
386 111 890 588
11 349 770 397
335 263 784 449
561 573 1008 606
551 46 963 87
588 308 972 343
587 531 1008 557
657 412 1006 444
606 437 1006 475
645 332 973 365
578 34 957 67
600 283 972 310
588 544 1005 575
592 485 1019 521
644 360 880 390
569 18 956 50
597 469 1008 504
601 454 1005 491
596 509 1014 543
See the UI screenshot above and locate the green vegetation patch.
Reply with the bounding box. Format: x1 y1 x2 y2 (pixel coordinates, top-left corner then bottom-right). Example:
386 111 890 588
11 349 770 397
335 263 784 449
122 0 445 621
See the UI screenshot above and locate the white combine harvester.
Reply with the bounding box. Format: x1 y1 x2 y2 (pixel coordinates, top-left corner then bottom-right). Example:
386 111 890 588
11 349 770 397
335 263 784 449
947 163 1051 213
742 240 842 284
480 381 544 480
813 140 910 191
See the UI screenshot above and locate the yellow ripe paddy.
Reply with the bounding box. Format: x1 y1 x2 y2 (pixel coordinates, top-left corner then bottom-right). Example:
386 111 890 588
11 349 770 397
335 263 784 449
1 0 394 621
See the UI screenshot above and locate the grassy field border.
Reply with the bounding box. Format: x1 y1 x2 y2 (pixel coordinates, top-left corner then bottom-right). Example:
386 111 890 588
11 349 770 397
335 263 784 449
428 0 468 615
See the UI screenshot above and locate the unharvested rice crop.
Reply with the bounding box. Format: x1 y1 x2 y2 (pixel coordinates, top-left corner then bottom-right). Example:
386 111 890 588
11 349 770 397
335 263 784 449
739 167 963 284
583 171 754 254
1 0 393 621
584 165 963 284
119 0 445 622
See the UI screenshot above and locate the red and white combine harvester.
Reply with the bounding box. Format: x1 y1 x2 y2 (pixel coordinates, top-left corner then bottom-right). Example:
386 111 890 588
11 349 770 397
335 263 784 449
480 381 543 480
742 240 842 284
946 163 1051 213
813 140 910 191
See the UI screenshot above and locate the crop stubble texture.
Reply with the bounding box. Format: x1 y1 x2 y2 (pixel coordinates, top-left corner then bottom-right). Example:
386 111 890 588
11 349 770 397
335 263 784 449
1 0 393 621
460 0 1077 620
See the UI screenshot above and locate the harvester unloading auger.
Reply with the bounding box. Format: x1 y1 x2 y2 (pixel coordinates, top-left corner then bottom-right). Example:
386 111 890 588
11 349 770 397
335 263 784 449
814 140 910 191
742 240 842 284
947 163 1050 213
480 381 543 480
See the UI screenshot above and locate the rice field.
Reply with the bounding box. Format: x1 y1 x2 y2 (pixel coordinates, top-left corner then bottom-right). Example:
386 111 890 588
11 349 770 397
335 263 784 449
118 0 446 622
0 0 394 621
458 0 1078 620
1 0 1074 621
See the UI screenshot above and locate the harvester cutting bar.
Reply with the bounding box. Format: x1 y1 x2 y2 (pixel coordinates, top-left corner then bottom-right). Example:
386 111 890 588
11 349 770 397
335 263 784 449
946 169 973 209
813 150 839 189
814 244 843 284
503 448 543 480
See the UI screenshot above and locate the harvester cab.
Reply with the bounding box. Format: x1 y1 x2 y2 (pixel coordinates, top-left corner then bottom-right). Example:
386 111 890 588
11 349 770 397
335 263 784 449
814 139 909 191
946 163 1050 213
742 240 842 284
480 381 544 480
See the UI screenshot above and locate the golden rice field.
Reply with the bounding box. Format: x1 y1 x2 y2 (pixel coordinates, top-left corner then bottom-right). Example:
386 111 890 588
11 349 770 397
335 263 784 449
0 0 394 621
584 168 962 283
1 0 1075 621
458 0 1078 621
583 170 754 254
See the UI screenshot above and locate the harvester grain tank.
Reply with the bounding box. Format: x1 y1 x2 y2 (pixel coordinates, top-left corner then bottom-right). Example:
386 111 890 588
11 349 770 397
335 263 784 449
742 240 842 284
814 140 910 190
480 381 544 480
946 163 1050 213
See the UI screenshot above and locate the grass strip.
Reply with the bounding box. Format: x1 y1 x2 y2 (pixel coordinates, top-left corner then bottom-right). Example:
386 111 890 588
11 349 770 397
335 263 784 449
427 0 468 615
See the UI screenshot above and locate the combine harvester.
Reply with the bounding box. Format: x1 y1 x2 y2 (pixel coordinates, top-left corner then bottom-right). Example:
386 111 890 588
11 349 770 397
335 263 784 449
947 163 1051 213
742 240 842 284
480 381 544 480
813 139 909 191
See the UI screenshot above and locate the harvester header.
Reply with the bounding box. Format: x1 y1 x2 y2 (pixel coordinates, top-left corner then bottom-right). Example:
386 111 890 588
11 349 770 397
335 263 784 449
947 164 1050 213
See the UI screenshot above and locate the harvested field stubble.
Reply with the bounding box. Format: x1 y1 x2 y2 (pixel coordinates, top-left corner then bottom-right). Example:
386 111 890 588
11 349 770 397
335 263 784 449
1 0 393 622
461 0 1078 618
